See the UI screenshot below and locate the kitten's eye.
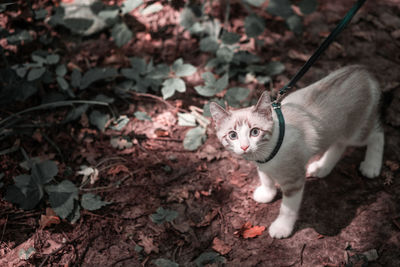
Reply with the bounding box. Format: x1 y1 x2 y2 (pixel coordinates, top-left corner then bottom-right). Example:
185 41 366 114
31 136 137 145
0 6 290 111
250 128 260 137
228 131 238 140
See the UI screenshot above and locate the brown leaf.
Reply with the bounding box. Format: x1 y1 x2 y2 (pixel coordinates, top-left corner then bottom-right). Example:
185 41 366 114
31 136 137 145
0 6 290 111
196 209 219 227
154 128 169 137
235 221 265 239
39 208 61 229
107 164 130 176
139 234 159 254
212 237 231 255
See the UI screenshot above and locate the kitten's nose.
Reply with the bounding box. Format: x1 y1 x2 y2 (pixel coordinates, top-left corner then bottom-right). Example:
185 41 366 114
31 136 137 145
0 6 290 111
241 145 249 151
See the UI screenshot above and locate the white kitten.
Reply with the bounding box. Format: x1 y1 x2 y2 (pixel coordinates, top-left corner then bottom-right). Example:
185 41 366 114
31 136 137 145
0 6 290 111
210 65 384 238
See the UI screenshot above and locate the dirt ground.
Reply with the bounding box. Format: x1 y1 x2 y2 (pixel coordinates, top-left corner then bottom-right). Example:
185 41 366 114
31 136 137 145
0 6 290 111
1 0 400 266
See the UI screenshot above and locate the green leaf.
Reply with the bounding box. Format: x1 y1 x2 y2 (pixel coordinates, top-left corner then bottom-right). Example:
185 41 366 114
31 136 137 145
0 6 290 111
154 258 179 267
194 72 228 97
199 36 219 53
141 3 163 15
183 126 206 151
63 18 94 34
266 0 293 19
7 30 33 44
111 115 130 131
122 0 143 14
31 160 58 185
194 252 226 267
71 69 82 88
221 31 241 45
57 76 69 91
203 99 225 117
148 63 170 79
64 104 89 122
216 46 234 63
286 15 303 34
14 66 28 78
81 193 110 211
134 111 152 121
130 57 147 74
162 78 186 99
45 180 78 219
121 68 139 80
298 0 317 14
112 23 133 47
172 58 197 77
27 67 46 81
80 68 118 89
265 61 285 76
178 113 197 127
34 8 48 20
32 54 46 65
56 64 67 77
67 201 80 224
150 207 178 224
18 247 36 260
46 54 60 65
5 175 43 210
244 0 265 7
89 110 110 132
225 87 250 107
245 14 265 38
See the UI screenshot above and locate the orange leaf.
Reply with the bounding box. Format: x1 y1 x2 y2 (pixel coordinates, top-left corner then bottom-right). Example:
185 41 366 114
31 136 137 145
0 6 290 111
39 208 60 229
242 224 265 239
212 237 231 255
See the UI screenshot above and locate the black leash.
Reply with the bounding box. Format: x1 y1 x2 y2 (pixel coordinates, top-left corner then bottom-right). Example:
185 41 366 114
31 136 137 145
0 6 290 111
256 0 367 164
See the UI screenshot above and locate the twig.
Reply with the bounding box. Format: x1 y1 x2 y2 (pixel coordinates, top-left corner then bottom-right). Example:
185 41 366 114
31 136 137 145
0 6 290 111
42 132 64 162
0 100 110 128
0 214 8 243
0 145 19 156
300 243 306 265
130 92 175 110
80 174 131 192
39 242 69 267
95 156 127 168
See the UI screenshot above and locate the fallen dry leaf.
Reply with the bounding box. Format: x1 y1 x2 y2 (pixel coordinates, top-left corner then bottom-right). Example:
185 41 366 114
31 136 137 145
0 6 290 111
139 234 159 254
107 164 130 176
154 128 169 137
212 237 231 255
196 209 219 227
235 221 265 239
39 208 61 229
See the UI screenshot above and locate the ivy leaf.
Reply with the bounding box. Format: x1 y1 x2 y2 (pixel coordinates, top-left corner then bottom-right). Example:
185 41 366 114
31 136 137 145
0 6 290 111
221 31 241 45
5 175 43 210
56 64 67 77
199 36 219 53
46 54 60 65
265 61 285 76
178 113 197 127
183 126 206 151
203 99 225 117
134 111 152 121
286 15 303 34
216 47 234 63
148 63 170 79
121 0 143 14
56 76 69 91
298 0 318 14
266 0 293 19
71 69 82 88
130 57 147 74
45 180 78 219
80 68 118 89
244 0 265 6
64 104 88 123
27 67 46 81
150 207 178 224
81 193 110 211
224 87 250 107
153 258 179 267
172 58 197 77
18 247 36 260
34 8 48 20
141 3 163 15
161 78 186 99
194 252 226 267
31 160 58 185
244 14 265 38
89 110 110 132
112 22 133 47
194 72 228 97
6 30 33 45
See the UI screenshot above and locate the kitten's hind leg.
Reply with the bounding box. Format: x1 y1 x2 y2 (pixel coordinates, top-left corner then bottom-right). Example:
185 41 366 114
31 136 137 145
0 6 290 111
307 142 346 178
360 125 384 178
253 168 277 203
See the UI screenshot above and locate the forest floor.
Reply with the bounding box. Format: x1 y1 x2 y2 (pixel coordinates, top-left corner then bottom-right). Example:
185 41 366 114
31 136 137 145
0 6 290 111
1 0 400 266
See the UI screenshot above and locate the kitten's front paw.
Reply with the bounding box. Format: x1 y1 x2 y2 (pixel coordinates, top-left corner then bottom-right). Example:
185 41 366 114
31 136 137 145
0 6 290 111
269 216 295 239
359 161 381 179
253 186 277 203
307 161 330 178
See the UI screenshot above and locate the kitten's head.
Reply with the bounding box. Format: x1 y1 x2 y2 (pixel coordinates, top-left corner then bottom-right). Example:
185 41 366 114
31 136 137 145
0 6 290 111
210 92 274 159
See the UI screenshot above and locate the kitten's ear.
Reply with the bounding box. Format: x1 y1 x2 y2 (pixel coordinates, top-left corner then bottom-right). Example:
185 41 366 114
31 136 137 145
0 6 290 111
254 91 272 118
210 102 230 125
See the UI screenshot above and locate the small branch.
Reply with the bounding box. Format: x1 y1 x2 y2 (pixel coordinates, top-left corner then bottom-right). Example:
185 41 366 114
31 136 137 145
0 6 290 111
130 92 175 110
0 100 110 128
300 243 306 265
